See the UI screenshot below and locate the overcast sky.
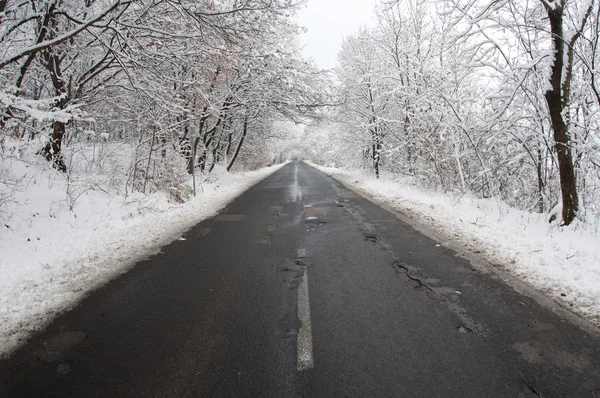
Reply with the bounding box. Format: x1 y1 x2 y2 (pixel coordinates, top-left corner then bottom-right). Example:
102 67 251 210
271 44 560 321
296 0 378 70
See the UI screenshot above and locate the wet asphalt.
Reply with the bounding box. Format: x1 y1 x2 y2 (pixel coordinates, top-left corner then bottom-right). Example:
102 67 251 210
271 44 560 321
1 161 600 397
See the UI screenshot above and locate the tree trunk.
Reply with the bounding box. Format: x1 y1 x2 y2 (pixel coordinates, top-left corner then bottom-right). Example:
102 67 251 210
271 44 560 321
371 125 382 179
225 131 233 158
368 83 382 179
186 136 200 174
42 120 67 172
536 146 545 214
209 149 218 172
227 115 248 172
372 134 381 179
186 67 222 174
143 127 156 194
543 5 579 225
40 32 70 172
161 135 167 158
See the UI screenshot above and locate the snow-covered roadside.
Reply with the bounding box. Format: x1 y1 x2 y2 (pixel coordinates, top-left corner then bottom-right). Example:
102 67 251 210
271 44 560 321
0 161 286 357
308 162 600 327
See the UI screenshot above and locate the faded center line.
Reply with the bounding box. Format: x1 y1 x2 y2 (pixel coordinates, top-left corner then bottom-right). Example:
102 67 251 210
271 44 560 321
290 163 303 202
297 249 314 372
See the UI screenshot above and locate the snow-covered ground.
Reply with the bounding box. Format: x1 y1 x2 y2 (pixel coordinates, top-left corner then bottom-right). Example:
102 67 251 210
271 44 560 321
309 162 600 327
0 140 285 357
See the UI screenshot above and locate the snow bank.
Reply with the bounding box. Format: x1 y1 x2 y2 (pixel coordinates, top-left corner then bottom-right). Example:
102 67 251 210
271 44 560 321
309 162 600 327
0 144 285 357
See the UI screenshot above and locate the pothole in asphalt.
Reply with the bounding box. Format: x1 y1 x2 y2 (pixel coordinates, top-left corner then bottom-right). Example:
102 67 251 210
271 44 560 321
364 234 378 244
304 205 327 217
214 213 247 222
275 259 307 288
304 205 331 228
271 205 286 217
278 313 300 338
361 230 387 250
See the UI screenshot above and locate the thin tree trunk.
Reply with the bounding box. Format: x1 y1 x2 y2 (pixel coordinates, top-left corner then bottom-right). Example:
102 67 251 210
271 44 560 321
372 128 381 179
367 83 381 179
452 132 466 192
536 146 545 213
227 115 248 172
225 130 233 158
143 127 156 194
161 135 167 158
187 136 200 174
15 1 58 89
187 123 203 174
186 67 222 174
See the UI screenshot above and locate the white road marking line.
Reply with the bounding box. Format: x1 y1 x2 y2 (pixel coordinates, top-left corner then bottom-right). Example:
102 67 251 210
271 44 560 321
298 248 307 258
297 266 314 371
290 163 303 202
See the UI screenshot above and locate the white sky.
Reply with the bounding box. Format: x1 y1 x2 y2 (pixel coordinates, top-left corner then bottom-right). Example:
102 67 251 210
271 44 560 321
296 0 378 70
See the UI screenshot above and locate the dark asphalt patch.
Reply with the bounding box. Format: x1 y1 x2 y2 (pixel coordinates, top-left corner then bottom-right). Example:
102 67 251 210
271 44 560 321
195 228 211 237
35 330 87 363
276 259 308 338
270 205 285 217
214 214 247 222
254 236 271 244
254 224 279 245
303 206 327 218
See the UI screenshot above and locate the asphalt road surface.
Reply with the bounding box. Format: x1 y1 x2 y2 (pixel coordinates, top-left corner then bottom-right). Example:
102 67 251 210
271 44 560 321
2 161 600 397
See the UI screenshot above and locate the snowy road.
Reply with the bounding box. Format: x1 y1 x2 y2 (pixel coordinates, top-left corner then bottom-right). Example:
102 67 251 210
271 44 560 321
1 161 600 397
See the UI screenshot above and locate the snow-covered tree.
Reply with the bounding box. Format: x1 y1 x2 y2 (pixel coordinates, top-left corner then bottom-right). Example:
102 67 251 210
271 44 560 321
309 0 600 226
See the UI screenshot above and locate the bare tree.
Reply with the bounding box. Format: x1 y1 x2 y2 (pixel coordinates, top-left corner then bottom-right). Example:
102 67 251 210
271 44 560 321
540 0 595 224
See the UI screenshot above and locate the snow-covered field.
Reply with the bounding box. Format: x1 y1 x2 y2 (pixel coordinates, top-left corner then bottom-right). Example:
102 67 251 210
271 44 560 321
309 162 600 327
0 140 285 357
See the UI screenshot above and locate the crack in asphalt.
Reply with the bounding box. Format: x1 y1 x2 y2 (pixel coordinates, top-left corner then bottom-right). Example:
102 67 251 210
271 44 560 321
393 260 429 288
522 381 543 397
392 259 487 335
340 189 488 336
393 261 446 302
